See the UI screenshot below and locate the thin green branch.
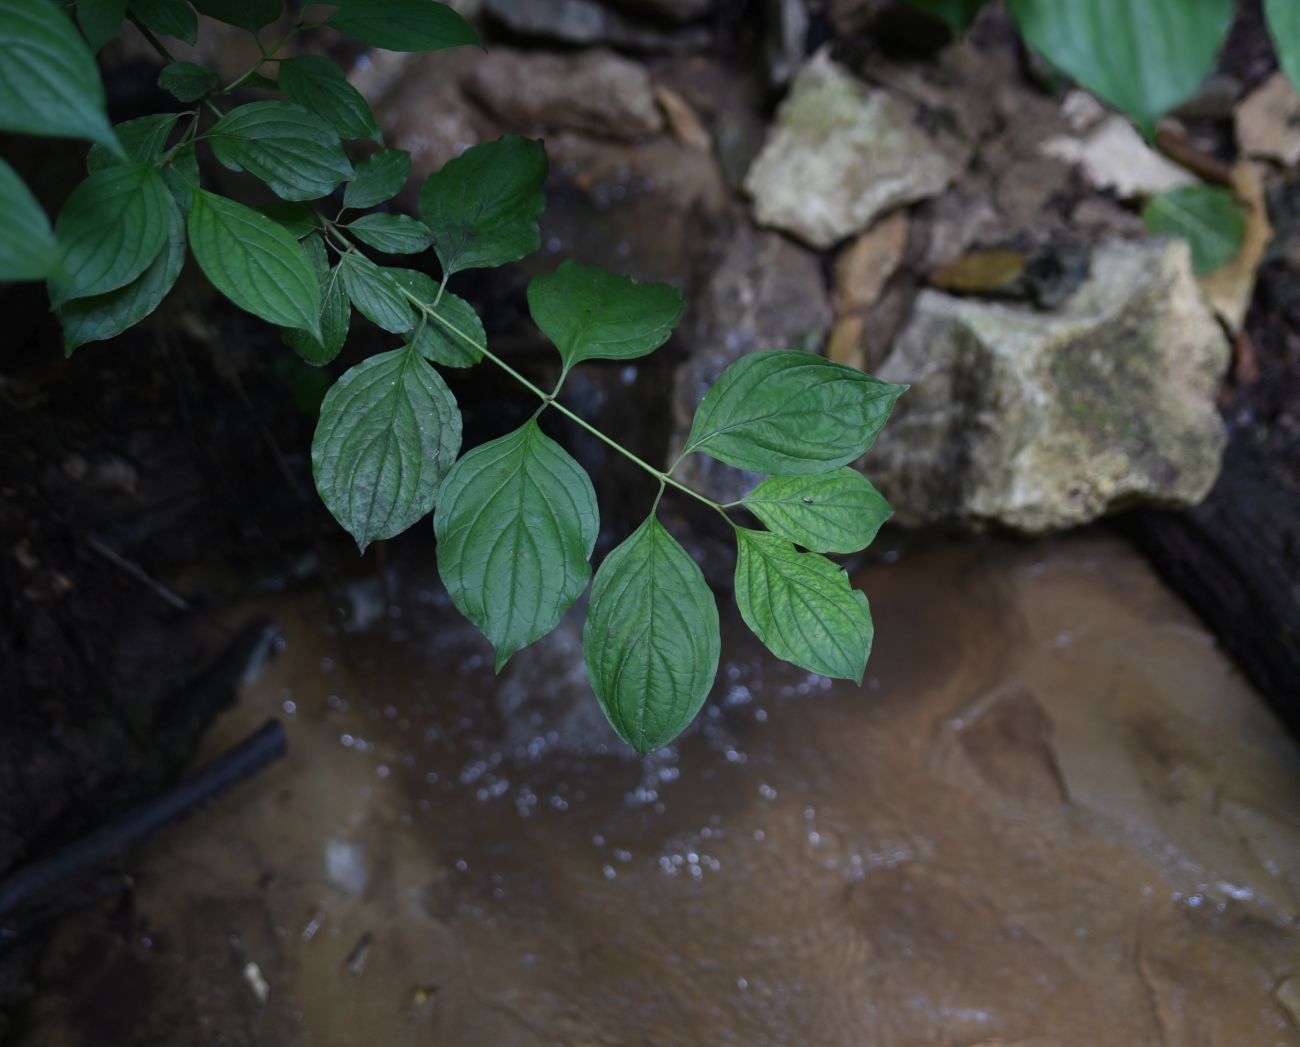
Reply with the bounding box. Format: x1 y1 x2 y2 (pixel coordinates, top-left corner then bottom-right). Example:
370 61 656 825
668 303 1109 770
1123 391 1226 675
128 14 177 63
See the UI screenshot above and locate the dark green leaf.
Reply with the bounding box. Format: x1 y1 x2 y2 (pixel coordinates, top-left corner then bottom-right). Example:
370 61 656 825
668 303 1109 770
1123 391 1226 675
421 291 484 367
418 134 547 277
434 420 598 671
191 0 281 30
345 213 433 254
741 468 892 554
313 344 461 550
258 200 318 238
129 0 197 41
1267 0 1300 94
58 193 185 353
163 144 199 211
0 157 62 282
77 0 128 51
325 0 481 53
344 148 410 210
1142 185 1245 274
187 188 321 334
87 112 183 173
684 350 906 476
0 0 119 152
283 234 350 365
339 253 416 333
584 514 720 755
905 0 984 33
278 54 382 143
209 101 353 202
527 259 683 370
1008 0 1233 135
734 528 873 683
159 61 218 102
51 163 171 305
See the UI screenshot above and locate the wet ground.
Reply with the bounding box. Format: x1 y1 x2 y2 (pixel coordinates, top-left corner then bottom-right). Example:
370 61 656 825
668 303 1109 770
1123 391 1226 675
25 532 1300 1046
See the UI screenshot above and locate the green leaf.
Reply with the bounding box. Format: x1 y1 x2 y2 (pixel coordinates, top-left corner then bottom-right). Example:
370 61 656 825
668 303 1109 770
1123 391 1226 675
50 163 171 305
57 193 185 353
434 419 598 671
1142 185 1245 275
278 54 383 143
0 0 119 152
190 0 281 30
87 112 183 172
325 0 482 53
527 259 683 370
418 134 547 277
1008 0 1233 135
187 189 321 335
0 157 62 282
1266 0 1300 95
584 514 720 755
283 234 349 365
345 213 433 254
421 291 485 367
339 253 416 333
159 61 218 102
257 200 318 238
734 528 873 683
129 0 197 43
684 350 906 476
313 343 461 551
77 0 128 51
905 0 985 33
741 468 892 554
209 101 354 202
385 269 485 366
344 149 410 210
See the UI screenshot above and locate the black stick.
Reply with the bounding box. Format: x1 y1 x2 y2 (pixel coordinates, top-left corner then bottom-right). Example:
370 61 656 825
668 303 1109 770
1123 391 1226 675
0 720 287 935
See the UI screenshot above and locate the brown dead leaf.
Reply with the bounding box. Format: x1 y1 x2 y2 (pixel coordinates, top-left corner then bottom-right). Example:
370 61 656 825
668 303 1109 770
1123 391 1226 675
834 212 909 314
1198 162 1273 332
826 313 866 371
929 249 1026 294
655 87 712 153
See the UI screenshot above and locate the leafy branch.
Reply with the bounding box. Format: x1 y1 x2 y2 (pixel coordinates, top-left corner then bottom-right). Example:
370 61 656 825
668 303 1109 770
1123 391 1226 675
0 0 905 754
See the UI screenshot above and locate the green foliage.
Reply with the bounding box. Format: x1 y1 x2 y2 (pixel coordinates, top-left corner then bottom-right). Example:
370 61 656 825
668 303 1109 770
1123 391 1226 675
1265 0 1300 94
1142 185 1245 274
684 350 905 475
734 529 873 684
0 157 62 282
740 469 892 554
585 515 720 756
1008 0 1233 137
528 259 683 369
0 0 119 152
434 421 600 671
129 0 198 43
418 134 547 276
313 344 461 551
0 0 905 754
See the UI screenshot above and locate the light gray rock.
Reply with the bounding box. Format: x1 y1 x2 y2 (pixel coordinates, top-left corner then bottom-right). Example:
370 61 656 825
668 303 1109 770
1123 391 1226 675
868 239 1230 533
482 0 710 51
670 220 832 506
743 49 966 249
601 0 713 22
462 48 663 141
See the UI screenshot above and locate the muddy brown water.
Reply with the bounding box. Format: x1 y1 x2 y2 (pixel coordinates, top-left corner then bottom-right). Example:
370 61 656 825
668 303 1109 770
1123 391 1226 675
27 533 1300 1045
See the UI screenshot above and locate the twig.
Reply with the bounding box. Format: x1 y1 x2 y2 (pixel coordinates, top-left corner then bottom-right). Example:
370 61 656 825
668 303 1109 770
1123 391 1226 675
84 533 190 611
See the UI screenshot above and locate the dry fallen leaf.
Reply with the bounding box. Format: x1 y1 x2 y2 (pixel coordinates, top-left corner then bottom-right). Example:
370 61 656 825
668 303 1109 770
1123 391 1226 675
929 249 1026 294
833 211 909 315
1198 162 1273 332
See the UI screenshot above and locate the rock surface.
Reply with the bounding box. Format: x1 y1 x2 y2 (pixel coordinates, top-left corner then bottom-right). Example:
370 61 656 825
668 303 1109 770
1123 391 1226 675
482 0 710 51
743 49 965 249
1041 115 1199 199
462 48 663 141
868 239 1230 532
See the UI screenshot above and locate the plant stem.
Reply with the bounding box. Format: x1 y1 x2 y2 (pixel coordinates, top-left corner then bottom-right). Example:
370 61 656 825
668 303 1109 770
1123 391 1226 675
398 288 728 519
222 23 302 95
128 14 177 63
